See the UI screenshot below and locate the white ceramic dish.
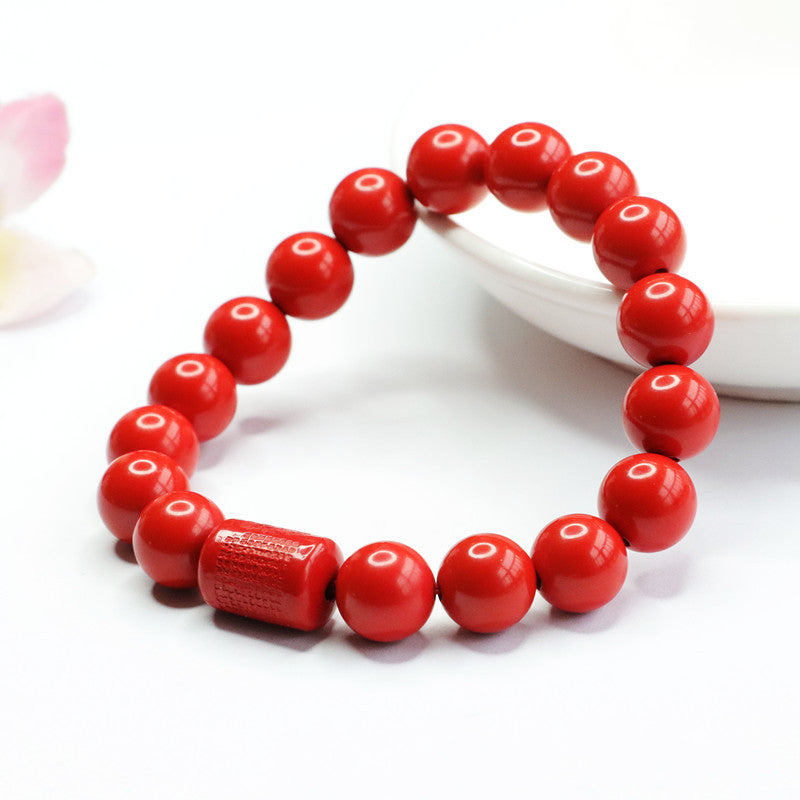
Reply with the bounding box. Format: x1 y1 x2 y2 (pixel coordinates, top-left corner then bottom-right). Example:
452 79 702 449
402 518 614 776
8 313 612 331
388 6 800 401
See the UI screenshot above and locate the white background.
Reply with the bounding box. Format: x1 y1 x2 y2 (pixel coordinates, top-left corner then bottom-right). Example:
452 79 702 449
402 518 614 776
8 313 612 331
2 1 799 798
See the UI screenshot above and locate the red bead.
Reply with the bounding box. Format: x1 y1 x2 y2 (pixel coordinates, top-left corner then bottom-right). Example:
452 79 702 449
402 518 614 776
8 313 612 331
406 124 489 214
547 151 637 241
486 122 571 212
266 232 354 319
132 491 224 587
203 297 291 385
107 404 199 477
98 450 189 542
148 353 237 442
437 534 536 633
329 168 417 255
617 273 714 367
623 365 720 460
198 520 343 631
592 196 687 290
598 454 697 553
532 514 628 613
335 541 436 642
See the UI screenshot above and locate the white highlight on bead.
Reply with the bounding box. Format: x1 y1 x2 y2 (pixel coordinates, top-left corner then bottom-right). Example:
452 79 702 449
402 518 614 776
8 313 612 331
468 542 498 560
292 237 323 257
166 499 195 516
368 549 399 567
136 413 165 430
231 302 260 321
355 173 385 192
176 359 205 378
574 158 604 177
511 128 542 147
627 462 658 480
619 203 650 222
432 129 464 149
560 522 589 539
651 374 681 391
645 280 676 300
129 459 157 476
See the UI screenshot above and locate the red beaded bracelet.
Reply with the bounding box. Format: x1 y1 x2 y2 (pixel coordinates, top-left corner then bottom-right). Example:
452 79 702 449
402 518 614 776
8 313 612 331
98 121 720 643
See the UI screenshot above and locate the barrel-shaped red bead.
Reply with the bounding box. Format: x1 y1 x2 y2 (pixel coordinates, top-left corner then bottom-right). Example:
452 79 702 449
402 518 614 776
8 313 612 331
547 152 637 241
107 404 200 477
197 520 342 631
406 124 489 214
335 541 436 642
437 534 536 633
623 365 720 460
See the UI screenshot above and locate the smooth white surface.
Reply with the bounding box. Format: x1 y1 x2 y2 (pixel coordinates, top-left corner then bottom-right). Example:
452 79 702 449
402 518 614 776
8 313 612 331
1 2 799 799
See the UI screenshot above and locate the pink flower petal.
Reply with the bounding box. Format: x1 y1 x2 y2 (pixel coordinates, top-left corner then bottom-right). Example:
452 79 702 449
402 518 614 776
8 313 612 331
0 94 69 217
0 227 93 325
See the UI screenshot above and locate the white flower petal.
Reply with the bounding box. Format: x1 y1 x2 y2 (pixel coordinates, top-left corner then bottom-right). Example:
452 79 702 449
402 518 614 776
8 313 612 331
0 227 93 325
0 94 69 217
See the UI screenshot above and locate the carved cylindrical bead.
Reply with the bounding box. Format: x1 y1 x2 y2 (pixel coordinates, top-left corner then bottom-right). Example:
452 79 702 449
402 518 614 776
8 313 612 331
198 519 342 631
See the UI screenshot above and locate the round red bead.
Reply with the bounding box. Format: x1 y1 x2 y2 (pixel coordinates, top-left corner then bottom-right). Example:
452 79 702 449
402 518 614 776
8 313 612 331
592 196 687 290
617 273 714 367
106 405 200 476
406 124 489 214
547 151 637 241
107 404 199 477
437 534 536 633
486 122 571 212
329 168 417 255
98 450 189 543
532 514 628 613
598 454 697 552
148 353 237 442
266 232 354 320
335 541 436 642
132 491 224 587
622 365 720 460
203 297 291 385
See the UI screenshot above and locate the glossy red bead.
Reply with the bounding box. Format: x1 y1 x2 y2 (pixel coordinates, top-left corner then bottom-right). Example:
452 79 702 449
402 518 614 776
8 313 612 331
107 404 199 477
406 124 489 214
148 353 237 442
598 454 697 552
486 122 572 212
98 450 189 542
592 196 687 290
547 151 637 241
335 541 436 642
203 297 291 385
329 168 417 255
437 534 536 633
198 519 343 631
532 514 628 613
132 491 224 587
266 232 354 319
617 273 714 366
623 365 720 460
